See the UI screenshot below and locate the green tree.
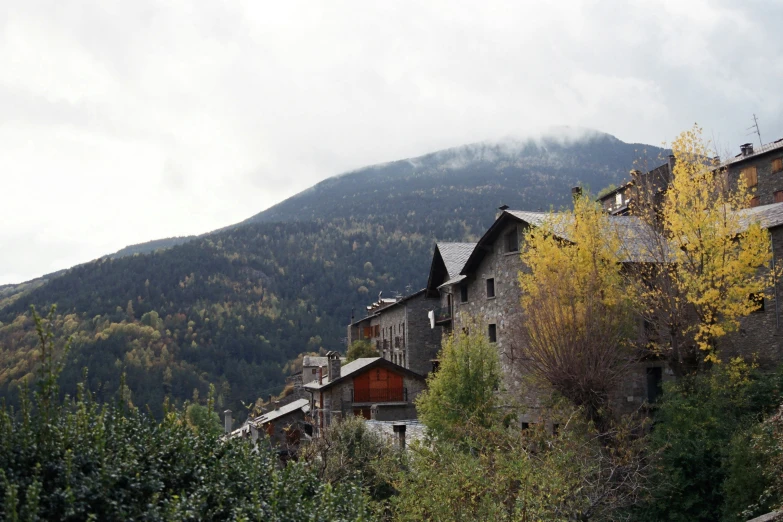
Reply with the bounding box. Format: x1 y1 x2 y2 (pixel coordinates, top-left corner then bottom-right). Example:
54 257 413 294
0 308 373 521
346 339 379 362
636 359 783 522
416 324 502 442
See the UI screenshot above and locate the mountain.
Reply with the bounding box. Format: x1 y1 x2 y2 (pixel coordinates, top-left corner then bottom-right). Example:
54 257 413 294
0 130 664 417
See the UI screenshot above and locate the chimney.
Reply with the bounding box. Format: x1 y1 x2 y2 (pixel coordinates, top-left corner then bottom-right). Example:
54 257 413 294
327 351 341 381
667 154 676 174
741 143 754 157
393 423 407 450
571 186 582 201
318 367 323 385
274 400 280 410
223 409 233 434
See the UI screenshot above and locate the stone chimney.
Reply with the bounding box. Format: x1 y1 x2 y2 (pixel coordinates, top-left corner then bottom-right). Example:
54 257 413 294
571 186 582 201
327 351 341 381
741 143 754 157
667 154 676 174
223 409 232 434
318 367 323 385
393 423 407 450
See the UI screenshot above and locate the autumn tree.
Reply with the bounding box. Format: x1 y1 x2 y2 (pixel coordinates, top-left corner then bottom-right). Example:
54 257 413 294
515 194 638 428
631 125 775 375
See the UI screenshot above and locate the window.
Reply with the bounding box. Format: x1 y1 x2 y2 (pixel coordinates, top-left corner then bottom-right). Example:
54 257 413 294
750 293 765 313
374 325 380 337
775 190 783 203
488 323 497 343
742 166 758 188
615 192 623 206
646 367 663 404
772 158 783 173
460 283 468 303
486 278 495 298
750 196 760 208
505 229 519 252
521 422 530 431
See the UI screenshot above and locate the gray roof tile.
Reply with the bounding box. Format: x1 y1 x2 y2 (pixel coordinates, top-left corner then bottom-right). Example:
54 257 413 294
437 242 476 279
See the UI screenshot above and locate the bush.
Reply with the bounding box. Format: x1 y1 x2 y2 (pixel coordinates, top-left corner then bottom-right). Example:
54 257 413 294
0 308 373 521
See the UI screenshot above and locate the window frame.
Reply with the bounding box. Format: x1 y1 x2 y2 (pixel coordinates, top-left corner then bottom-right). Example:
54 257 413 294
487 323 497 343
486 278 495 299
460 283 469 303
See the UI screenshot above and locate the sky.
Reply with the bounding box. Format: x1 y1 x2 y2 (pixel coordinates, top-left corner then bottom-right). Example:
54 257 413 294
1 0 782 285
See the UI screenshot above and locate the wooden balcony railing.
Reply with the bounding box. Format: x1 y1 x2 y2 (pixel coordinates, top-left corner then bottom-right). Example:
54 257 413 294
352 387 407 403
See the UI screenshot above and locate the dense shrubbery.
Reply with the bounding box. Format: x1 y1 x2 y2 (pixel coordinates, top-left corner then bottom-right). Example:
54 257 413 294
634 359 783 522
0 310 372 521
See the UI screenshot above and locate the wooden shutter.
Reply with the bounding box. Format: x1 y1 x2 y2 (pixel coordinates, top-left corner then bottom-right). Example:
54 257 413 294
772 158 783 173
742 167 758 187
775 190 783 203
750 196 760 208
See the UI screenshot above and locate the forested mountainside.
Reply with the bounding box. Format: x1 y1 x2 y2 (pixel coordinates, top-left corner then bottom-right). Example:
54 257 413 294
0 130 664 417
246 130 663 227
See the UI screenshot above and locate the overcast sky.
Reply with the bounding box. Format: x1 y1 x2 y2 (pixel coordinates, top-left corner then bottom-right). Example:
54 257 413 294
1 0 781 285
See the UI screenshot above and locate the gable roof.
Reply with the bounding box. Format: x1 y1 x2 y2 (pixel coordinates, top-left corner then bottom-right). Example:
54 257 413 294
461 209 664 275
721 139 783 168
303 357 425 391
256 398 310 425
460 211 545 274
426 242 476 292
439 243 476 279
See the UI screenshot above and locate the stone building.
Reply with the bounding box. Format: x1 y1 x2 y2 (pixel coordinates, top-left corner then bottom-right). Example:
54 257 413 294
723 140 783 207
432 208 675 421
424 242 476 340
347 289 441 377
303 352 426 433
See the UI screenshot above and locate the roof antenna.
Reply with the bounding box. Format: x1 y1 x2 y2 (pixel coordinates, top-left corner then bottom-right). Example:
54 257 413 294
747 114 763 148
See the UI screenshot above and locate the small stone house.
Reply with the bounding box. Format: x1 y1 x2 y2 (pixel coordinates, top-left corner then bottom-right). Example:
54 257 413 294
303 353 426 433
255 398 311 447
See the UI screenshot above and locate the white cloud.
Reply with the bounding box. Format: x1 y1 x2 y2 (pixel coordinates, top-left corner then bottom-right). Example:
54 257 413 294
0 0 781 283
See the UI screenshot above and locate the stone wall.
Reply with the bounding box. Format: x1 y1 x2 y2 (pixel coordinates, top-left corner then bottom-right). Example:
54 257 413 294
728 150 783 206
720 226 783 366
403 294 442 376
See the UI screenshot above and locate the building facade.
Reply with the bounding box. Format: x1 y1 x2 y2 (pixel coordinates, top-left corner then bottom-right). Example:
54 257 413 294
304 354 426 432
347 289 441 377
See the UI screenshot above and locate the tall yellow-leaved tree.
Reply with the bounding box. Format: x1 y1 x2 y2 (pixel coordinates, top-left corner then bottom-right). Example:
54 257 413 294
516 194 637 428
635 124 774 374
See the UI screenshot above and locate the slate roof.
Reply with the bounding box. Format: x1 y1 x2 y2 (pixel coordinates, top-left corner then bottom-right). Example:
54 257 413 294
303 356 329 367
738 202 783 231
437 243 476 279
303 357 424 391
255 398 310 425
721 139 783 168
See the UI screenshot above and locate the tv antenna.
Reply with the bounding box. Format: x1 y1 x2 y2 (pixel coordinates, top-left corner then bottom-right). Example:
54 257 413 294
747 114 763 148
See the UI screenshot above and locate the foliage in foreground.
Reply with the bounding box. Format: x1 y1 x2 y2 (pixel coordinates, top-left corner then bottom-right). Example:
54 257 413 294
415 325 503 443
0 308 372 521
635 359 783 522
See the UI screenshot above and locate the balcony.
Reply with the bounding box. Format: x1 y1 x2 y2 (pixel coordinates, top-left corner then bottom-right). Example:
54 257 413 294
352 387 407 404
433 306 452 324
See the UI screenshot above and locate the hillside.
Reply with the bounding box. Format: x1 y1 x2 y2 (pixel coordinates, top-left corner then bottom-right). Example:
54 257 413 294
0 130 664 417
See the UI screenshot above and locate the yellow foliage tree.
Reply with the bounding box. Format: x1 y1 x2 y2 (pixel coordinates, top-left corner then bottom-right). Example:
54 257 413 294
633 124 775 373
516 194 638 427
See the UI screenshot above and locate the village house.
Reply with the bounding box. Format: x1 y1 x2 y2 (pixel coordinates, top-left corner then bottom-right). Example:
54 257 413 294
347 289 441 376
724 140 783 207
303 352 426 432
424 242 476 341
427 208 674 422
